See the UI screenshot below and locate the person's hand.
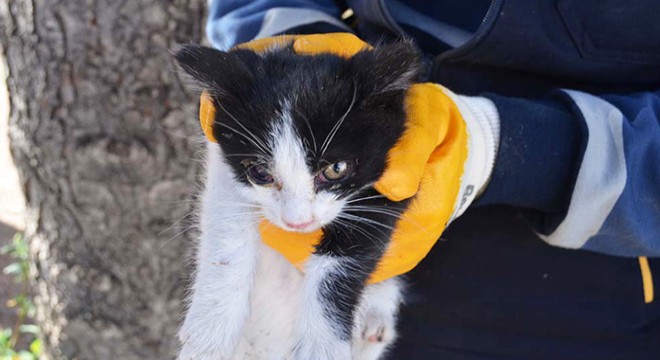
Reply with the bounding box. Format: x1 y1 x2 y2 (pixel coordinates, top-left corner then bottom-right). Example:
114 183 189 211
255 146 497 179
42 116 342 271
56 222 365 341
199 33 500 283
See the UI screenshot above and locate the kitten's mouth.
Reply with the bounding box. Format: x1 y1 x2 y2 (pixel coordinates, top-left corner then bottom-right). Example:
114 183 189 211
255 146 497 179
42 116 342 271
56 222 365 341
269 217 321 233
283 219 314 230
261 213 321 233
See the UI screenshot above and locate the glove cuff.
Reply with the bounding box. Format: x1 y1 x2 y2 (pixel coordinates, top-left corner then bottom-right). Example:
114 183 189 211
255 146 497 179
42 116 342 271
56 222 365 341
442 90 501 221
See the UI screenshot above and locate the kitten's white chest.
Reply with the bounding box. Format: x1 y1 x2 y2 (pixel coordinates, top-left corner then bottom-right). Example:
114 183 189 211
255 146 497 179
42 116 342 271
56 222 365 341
232 244 303 360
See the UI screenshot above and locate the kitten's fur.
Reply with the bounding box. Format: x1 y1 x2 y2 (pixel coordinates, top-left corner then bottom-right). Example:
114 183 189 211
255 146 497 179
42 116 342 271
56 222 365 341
175 40 420 360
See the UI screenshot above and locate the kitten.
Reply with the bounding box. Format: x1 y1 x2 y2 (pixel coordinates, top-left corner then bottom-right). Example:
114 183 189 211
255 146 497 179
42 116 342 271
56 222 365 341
175 40 420 360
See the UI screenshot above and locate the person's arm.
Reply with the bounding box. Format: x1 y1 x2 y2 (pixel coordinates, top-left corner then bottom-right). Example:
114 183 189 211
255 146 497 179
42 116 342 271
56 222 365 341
206 0 350 49
478 90 660 257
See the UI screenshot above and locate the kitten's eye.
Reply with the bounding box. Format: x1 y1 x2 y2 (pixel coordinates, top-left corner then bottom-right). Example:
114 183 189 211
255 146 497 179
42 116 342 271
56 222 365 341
246 164 274 185
319 161 351 182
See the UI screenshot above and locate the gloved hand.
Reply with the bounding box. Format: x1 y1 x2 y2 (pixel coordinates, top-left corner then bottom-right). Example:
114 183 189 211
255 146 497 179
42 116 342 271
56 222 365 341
199 33 500 283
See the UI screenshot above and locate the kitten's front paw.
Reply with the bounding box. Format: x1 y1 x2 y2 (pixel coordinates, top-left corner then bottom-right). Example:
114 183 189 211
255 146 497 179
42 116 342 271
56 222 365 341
178 303 246 360
358 308 396 344
352 308 397 360
290 339 351 360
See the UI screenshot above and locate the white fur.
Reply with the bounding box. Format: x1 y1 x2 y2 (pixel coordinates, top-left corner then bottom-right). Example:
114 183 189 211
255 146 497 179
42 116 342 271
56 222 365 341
230 243 302 360
271 111 316 227
352 278 404 360
178 146 261 360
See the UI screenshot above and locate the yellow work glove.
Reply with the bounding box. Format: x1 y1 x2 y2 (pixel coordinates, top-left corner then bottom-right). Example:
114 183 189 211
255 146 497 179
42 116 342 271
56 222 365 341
199 33 500 283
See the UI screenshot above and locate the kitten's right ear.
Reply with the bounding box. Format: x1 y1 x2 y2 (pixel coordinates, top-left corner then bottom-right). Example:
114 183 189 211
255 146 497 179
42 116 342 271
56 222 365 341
174 44 256 96
349 41 421 94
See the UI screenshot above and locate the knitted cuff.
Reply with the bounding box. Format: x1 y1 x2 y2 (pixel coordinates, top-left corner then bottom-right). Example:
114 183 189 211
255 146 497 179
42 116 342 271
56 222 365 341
443 90 501 221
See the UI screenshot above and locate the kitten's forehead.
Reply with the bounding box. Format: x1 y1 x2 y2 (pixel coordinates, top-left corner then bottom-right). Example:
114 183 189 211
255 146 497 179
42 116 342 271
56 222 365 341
270 104 313 195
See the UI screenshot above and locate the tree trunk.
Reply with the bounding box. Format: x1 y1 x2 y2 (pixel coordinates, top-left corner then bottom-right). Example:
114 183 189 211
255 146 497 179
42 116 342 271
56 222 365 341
0 1 205 358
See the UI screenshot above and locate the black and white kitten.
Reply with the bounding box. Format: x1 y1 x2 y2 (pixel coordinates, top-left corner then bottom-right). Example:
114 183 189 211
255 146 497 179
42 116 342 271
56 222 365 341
175 40 420 360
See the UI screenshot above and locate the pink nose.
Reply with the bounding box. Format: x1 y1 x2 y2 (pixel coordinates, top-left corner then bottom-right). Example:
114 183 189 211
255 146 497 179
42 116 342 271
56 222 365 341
284 219 314 230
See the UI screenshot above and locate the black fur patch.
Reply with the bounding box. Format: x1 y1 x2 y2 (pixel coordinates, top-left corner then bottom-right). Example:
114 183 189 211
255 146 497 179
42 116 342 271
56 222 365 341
317 188 411 340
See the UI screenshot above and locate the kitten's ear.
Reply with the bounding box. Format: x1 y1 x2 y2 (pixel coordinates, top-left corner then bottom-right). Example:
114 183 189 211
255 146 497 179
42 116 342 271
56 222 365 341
350 41 421 93
174 43 258 96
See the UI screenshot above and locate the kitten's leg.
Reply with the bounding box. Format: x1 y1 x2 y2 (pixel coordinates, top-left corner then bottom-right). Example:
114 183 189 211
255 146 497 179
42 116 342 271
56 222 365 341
291 192 408 360
290 254 369 360
352 277 404 360
178 222 259 360
178 150 259 360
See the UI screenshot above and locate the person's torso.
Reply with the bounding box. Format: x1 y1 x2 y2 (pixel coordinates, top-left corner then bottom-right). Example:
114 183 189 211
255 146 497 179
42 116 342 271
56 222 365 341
347 0 660 96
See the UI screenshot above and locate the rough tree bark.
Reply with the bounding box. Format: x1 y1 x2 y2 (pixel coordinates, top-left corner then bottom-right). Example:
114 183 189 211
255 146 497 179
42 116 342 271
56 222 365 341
0 1 206 359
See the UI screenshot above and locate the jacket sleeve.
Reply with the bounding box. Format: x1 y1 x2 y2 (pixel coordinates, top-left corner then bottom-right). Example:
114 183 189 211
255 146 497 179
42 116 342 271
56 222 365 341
478 90 660 257
206 0 350 50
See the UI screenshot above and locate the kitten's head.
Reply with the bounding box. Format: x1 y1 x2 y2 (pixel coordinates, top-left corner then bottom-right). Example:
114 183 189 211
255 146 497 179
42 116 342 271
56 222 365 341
175 40 419 233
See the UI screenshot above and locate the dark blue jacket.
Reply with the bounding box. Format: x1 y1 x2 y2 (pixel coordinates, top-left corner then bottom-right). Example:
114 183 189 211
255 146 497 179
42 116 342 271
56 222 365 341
207 1 660 358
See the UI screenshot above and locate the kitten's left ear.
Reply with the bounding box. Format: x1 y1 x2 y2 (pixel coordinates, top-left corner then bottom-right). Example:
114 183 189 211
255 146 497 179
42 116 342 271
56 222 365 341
350 41 421 93
174 43 259 97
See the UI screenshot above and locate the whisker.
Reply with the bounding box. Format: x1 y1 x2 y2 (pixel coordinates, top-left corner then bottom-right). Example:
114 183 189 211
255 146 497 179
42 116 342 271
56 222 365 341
343 206 404 218
158 224 198 250
215 121 270 155
222 153 270 159
345 194 386 204
202 199 261 208
344 204 409 215
195 212 264 228
338 213 395 231
293 106 318 155
215 101 270 154
332 218 389 253
343 206 423 228
332 218 377 240
159 210 264 251
320 82 358 156
158 211 196 236
151 199 196 205
208 204 260 210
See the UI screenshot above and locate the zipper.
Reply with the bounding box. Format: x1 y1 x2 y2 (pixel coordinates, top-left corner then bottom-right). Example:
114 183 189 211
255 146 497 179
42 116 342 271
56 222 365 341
435 0 504 63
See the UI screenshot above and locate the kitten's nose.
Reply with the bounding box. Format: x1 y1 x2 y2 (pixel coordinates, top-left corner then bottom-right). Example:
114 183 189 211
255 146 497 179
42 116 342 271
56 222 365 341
283 219 314 230
281 196 314 230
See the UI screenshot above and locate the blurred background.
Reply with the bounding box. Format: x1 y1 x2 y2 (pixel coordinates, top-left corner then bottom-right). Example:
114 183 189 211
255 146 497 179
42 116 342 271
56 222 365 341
1 1 208 359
